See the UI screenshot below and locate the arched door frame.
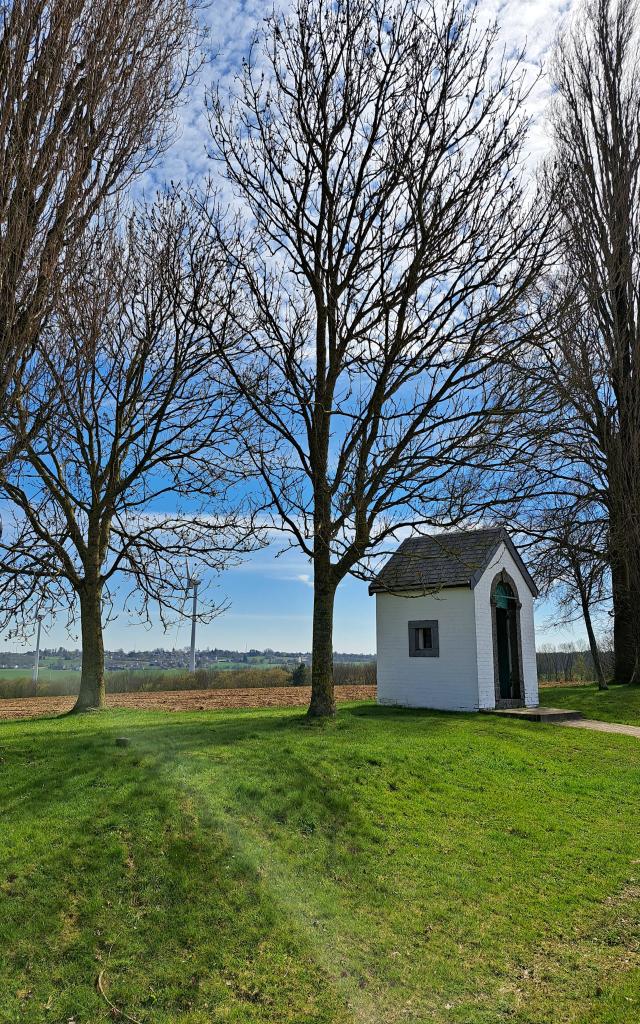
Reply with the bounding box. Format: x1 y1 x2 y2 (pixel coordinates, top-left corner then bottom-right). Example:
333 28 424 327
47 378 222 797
490 569 525 708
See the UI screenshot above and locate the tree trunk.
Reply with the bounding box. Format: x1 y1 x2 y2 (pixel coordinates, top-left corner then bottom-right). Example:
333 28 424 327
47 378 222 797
73 583 106 712
308 571 336 719
630 581 640 685
611 544 636 684
577 581 607 690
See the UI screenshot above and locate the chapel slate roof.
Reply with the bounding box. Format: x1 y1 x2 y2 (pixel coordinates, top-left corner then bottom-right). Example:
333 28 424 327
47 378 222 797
368 527 538 597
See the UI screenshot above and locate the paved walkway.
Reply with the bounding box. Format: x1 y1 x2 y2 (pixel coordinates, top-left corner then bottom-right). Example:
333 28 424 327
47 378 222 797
558 718 640 738
485 705 640 738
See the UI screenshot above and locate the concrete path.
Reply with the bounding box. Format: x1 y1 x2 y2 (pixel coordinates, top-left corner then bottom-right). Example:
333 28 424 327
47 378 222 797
558 718 640 738
484 705 640 738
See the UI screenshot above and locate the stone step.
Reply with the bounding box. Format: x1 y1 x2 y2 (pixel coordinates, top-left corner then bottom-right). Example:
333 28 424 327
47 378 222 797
481 706 584 722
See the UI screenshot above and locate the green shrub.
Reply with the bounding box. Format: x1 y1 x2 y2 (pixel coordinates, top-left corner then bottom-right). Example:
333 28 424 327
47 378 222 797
333 661 376 686
289 663 309 686
0 661 376 698
0 677 35 699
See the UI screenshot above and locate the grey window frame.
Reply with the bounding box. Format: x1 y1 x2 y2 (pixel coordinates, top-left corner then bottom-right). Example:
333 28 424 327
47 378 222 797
408 619 440 657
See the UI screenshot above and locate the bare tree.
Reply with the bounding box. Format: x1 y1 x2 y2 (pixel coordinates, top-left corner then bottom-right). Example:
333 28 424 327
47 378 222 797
204 0 550 717
526 507 609 689
0 194 259 712
540 0 640 683
0 0 201 424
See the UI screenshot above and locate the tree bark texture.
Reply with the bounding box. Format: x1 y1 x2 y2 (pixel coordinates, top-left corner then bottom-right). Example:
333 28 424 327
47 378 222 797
73 584 106 711
611 543 638 684
308 573 336 719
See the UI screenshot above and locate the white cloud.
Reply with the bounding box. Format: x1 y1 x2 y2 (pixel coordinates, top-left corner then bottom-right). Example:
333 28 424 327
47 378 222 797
145 0 577 197
293 573 314 588
477 0 577 169
145 0 285 194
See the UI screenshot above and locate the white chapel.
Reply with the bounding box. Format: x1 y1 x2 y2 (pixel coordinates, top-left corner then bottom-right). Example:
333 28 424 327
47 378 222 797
370 528 539 712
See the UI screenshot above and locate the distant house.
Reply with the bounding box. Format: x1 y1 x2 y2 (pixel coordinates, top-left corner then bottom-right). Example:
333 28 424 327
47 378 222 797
369 528 539 712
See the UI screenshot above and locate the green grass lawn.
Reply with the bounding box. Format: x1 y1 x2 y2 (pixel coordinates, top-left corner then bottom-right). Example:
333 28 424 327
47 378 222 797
540 683 640 725
1 704 639 1024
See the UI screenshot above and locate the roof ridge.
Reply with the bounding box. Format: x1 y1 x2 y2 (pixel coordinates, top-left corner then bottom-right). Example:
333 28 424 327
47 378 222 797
400 527 504 547
369 527 538 597
428 526 504 538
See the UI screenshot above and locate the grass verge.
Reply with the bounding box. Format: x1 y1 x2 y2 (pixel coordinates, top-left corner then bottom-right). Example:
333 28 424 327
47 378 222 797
540 683 640 725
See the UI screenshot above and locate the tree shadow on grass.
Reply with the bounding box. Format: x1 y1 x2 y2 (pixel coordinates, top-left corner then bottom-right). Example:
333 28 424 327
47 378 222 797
1 709 387 1022
0 705 471 1023
343 702 469 721
0 702 479 829
3 703 638 1024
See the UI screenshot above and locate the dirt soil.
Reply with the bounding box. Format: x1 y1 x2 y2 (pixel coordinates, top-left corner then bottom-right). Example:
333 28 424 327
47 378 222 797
0 684 377 720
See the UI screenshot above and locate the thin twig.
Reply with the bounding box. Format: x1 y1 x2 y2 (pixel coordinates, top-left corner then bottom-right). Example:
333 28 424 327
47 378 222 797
96 969 143 1024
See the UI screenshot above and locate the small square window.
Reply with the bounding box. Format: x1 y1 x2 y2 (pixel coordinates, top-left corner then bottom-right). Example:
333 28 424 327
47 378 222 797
408 619 439 657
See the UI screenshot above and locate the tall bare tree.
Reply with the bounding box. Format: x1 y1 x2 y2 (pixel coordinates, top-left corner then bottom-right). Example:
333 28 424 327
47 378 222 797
0 194 259 712
542 0 640 683
525 504 609 689
206 0 550 717
0 0 201 425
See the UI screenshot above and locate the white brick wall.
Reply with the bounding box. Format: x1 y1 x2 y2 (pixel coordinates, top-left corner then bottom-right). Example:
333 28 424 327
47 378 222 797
376 588 480 710
374 540 539 712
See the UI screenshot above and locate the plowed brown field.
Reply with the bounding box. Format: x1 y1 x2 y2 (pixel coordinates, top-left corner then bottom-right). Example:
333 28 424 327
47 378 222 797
0 684 377 720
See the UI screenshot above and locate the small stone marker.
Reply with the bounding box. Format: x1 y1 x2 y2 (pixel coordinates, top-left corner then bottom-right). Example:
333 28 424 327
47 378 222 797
115 736 131 747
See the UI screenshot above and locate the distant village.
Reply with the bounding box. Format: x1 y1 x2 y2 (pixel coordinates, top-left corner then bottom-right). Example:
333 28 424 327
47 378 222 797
0 647 376 673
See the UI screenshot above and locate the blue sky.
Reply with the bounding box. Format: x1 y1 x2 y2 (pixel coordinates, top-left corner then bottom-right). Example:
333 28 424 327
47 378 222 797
0 536 586 655
3 0 596 657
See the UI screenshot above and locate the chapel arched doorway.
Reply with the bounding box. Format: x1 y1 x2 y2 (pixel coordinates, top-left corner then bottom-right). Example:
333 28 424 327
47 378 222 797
491 574 524 707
